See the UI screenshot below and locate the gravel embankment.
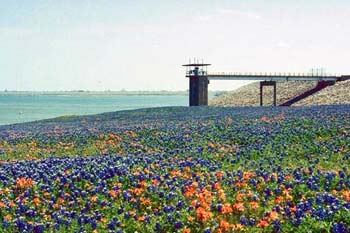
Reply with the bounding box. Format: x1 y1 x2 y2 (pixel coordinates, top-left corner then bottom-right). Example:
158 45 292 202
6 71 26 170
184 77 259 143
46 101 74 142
210 81 316 106
294 80 350 106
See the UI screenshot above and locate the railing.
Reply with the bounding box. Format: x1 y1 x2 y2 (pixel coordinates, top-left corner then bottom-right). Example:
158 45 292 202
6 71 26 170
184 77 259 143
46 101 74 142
206 71 339 77
186 70 208 76
185 70 344 81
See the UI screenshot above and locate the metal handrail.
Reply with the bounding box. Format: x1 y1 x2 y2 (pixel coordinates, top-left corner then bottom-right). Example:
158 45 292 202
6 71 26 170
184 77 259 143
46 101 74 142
206 71 339 77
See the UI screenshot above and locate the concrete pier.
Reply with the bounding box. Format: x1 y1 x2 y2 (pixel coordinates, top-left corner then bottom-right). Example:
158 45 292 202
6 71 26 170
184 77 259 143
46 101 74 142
260 81 277 106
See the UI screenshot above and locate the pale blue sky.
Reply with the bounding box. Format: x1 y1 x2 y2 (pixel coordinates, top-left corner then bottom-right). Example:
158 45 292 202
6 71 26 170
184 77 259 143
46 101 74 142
1 0 350 91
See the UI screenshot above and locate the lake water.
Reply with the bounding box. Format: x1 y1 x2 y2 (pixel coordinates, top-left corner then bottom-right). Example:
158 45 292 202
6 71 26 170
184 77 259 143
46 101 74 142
0 94 209 125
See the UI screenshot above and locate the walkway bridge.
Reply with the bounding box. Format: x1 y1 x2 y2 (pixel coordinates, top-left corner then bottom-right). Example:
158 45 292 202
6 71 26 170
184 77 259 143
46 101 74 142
183 63 350 106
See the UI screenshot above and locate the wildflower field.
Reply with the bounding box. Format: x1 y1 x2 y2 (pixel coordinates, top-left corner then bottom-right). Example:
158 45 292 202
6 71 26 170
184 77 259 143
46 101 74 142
0 106 350 232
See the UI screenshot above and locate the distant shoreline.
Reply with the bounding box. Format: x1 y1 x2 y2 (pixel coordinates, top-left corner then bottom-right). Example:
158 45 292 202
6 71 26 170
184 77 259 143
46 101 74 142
0 91 188 96
0 90 223 96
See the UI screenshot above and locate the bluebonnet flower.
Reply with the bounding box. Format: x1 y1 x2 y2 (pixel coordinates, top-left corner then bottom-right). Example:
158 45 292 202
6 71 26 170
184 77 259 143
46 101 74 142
175 221 183 229
331 223 347 233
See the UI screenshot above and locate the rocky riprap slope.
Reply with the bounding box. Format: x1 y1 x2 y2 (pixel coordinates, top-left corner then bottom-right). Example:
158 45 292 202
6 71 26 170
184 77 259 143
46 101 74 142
210 81 316 106
294 79 350 106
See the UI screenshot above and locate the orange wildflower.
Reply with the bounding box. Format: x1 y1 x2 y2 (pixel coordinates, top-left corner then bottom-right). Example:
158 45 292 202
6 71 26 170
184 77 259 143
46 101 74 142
261 116 269 122
137 216 145 222
342 190 350 201
114 182 122 188
214 182 221 189
191 200 197 207
4 214 12 221
58 197 65 204
250 201 259 210
183 228 191 233
130 188 143 196
286 193 293 201
221 203 233 214
183 172 191 179
33 197 41 206
236 192 245 202
208 142 215 148
152 179 160 186
257 220 270 228
235 181 247 188
247 191 254 198
185 186 197 198
126 131 137 138
220 220 231 231
109 190 119 198
196 207 213 222
139 180 147 188
140 198 151 206
171 170 181 177
188 216 194 222
243 171 255 180
0 188 10 195
275 196 284 204
8 201 15 208
268 211 279 221
218 189 226 201
133 170 140 176
291 206 297 213
216 171 224 179
233 202 245 212
234 223 244 231
198 188 213 203
16 177 35 190
0 201 6 208
129 211 136 217
332 190 338 196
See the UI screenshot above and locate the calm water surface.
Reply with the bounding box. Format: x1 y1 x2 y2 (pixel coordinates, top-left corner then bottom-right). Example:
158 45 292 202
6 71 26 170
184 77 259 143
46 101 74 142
0 94 209 125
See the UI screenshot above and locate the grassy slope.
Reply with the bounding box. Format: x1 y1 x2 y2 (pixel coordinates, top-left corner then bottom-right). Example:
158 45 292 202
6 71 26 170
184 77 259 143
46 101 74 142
0 106 350 232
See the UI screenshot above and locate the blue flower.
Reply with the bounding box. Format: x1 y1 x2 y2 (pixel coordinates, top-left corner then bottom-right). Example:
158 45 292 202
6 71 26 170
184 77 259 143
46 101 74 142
175 221 183 229
331 223 347 233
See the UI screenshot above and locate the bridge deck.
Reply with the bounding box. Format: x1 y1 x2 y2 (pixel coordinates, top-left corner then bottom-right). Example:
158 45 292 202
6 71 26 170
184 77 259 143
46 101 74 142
206 72 341 81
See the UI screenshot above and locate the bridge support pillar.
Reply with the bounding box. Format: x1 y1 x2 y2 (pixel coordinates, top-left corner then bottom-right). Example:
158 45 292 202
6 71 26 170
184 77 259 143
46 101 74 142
260 81 277 106
189 76 208 106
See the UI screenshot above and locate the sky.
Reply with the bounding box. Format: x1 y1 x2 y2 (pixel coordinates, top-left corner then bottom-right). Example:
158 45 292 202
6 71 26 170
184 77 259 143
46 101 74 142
1 0 350 91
